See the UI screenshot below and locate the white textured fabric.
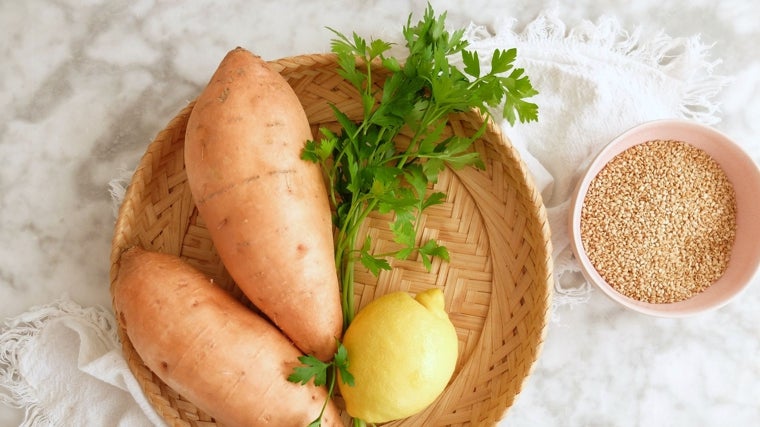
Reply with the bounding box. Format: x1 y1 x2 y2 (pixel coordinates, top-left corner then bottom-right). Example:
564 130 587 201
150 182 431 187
460 10 727 311
0 298 166 427
0 10 727 427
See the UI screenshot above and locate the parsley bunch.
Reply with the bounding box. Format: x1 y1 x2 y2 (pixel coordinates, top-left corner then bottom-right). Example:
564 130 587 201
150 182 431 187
303 5 539 328
292 6 537 426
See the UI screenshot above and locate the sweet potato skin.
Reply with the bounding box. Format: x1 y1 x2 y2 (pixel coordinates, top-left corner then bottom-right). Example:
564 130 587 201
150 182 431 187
184 47 342 361
113 247 341 427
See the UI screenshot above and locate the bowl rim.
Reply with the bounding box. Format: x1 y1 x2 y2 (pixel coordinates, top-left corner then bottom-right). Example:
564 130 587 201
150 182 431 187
568 118 760 317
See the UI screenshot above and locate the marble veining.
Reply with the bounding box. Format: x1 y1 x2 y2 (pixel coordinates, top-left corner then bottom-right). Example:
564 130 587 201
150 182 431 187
1 0 759 426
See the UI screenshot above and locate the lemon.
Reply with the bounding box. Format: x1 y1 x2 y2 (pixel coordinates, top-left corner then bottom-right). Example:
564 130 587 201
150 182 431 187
338 288 458 423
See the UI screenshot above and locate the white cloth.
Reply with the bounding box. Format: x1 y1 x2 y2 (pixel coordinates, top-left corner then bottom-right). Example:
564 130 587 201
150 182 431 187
0 298 166 427
460 10 727 312
0 10 727 427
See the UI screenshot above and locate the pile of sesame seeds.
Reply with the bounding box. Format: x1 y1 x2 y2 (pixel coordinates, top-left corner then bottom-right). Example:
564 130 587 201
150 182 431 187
580 139 737 304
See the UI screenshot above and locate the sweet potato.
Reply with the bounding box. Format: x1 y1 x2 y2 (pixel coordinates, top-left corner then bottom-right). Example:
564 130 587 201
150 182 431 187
113 247 341 427
184 47 342 361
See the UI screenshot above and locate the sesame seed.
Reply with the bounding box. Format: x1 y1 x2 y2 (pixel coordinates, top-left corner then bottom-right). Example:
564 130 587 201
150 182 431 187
580 139 737 304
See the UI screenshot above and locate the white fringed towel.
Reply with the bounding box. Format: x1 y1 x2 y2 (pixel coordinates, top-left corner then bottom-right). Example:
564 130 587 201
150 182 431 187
0 9 728 426
0 299 166 427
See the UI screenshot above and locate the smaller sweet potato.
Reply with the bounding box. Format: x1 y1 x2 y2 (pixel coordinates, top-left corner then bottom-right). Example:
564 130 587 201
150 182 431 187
113 246 341 427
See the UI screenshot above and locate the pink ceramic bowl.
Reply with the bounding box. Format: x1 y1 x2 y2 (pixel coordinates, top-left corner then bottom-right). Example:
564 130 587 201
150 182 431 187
569 119 760 317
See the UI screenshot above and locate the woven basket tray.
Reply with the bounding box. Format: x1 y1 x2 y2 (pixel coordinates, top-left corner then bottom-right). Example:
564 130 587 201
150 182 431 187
109 53 553 426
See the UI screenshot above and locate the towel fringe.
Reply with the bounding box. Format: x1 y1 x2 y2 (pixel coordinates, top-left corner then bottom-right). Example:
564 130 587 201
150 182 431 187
465 9 729 126
108 167 135 219
0 298 120 426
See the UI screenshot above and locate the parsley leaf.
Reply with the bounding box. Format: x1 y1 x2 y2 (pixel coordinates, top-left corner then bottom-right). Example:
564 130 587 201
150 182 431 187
287 354 329 386
333 341 355 387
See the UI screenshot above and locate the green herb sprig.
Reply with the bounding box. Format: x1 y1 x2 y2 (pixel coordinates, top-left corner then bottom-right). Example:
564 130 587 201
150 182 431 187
290 5 538 426
287 342 354 427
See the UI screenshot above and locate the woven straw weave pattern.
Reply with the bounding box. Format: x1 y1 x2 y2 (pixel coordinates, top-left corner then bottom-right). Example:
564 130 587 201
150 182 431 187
109 53 553 426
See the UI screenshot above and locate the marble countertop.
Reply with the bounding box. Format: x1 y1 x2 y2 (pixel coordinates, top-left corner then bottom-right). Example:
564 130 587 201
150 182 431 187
2 0 759 426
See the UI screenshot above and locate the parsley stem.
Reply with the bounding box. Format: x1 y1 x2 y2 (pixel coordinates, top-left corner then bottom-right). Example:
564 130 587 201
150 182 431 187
337 197 379 328
320 366 337 425
396 103 444 170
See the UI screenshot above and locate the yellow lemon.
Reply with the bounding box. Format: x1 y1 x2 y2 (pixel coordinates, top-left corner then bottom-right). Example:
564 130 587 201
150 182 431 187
338 288 458 423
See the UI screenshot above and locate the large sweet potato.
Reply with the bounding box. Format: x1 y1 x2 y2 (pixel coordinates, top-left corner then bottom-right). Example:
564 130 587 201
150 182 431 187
184 47 342 360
